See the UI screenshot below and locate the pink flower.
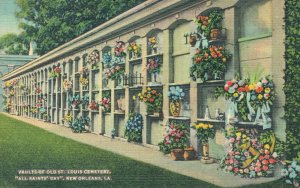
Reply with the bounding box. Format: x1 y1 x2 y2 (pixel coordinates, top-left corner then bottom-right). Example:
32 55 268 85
227 166 233 171
229 137 235 143
234 168 239 173
244 168 249 173
264 155 270 159
233 84 238 89
244 151 250 157
262 159 269 165
261 78 268 84
225 160 230 164
256 161 262 167
255 167 261 172
250 166 255 171
262 165 269 171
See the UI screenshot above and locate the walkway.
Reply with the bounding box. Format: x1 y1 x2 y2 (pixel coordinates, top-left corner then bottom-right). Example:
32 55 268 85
3 113 280 188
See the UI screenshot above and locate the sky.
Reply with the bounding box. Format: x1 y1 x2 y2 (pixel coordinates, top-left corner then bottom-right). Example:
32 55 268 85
0 0 21 36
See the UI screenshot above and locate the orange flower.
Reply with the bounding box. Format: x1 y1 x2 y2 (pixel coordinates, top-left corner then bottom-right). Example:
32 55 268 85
255 86 263 93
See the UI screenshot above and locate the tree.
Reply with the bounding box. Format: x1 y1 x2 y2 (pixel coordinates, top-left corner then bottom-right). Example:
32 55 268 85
15 0 145 55
0 32 30 55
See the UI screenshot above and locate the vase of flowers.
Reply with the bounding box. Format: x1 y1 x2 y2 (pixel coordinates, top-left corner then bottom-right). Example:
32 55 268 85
100 91 111 113
147 57 161 84
168 86 185 117
137 87 162 115
148 36 158 54
127 41 141 59
191 123 215 163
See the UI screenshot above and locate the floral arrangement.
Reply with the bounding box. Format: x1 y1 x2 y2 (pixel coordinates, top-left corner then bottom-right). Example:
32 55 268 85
35 87 42 94
88 51 100 69
216 75 275 126
100 91 111 113
148 36 158 51
281 161 300 187
64 114 73 125
190 46 231 81
63 80 73 91
49 66 61 78
102 52 112 68
147 57 162 74
168 86 185 102
114 41 126 57
191 123 215 144
220 128 285 178
30 107 37 114
124 112 143 143
136 87 163 114
70 117 86 133
158 121 189 154
79 77 88 86
104 64 124 80
80 67 89 77
69 95 81 108
127 41 141 58
89 100 99 111
194 10 223 39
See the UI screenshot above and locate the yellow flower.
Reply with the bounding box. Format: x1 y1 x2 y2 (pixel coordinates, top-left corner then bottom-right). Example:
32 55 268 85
265 88 271 93
258 94 263 100
147 94 151 98
208 124 213 128
249 84 255 90
147 87 151 91
132 96 136 100
236 132 241 137
233 92 238 98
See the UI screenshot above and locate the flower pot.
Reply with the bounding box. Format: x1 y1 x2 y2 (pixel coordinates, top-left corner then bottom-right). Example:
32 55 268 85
170 149 184 161
184 147 196 160
170 101 181 117
210 29 221 40
189 35 197 47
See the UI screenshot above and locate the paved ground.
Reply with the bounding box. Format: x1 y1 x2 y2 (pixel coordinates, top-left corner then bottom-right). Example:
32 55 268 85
3 113 281 188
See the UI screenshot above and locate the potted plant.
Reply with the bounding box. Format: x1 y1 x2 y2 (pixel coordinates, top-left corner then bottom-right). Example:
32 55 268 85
191 123 215 163
124 112 143 143
136 87 163 116
148 36 158 54
168 86 185 117
147 57 162 84
190 46 231 81
158 121 189 160
127 41 141 59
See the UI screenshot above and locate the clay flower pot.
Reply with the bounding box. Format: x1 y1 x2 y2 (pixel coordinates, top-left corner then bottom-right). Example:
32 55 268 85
170 149 184 161
183 147 196 160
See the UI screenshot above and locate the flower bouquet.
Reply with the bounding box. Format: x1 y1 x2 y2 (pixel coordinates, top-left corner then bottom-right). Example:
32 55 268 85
158 121 189 155
137 87 162 115
70 117 85 133
147 57 161 74
50 66 61 78
114 41 126 58
104 64 124 80
124 112 143 143
69 95 81 109
127 41 141 59
63 80 73 91
88 51 100 69
89 100 99 111
190 46 231 81
100 91 111 113
148 36 158 54
168 86 185 117
79 77 89 87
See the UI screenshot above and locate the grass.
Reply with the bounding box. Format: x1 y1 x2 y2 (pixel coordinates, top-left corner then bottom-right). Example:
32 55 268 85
0 113 292 188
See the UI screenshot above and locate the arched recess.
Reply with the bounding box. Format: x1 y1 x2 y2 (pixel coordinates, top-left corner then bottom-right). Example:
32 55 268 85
146 28 163 55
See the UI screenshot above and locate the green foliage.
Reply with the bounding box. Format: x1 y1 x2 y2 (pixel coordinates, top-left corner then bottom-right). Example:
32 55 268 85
0 33 30 55
15 0 146 55
284 0 300 160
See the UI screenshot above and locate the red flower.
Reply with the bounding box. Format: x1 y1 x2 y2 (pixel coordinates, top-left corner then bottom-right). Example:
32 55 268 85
244 85 250 92
237 87 244 93
262 159 269 165
262 165 269 171
149 98 155 103
269 158 276 164
255 86 263 93
227 81 233 87
196 49 201 54
259 155 264 161
224 85 229 91
234 168 239 173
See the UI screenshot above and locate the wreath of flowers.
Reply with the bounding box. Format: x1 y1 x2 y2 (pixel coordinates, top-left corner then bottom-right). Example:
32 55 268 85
136 87 162 114
158 120 189 154
127 41 142 58
88 51 100 69
220 128 285 178
124 112 144 143
190 46 232 81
